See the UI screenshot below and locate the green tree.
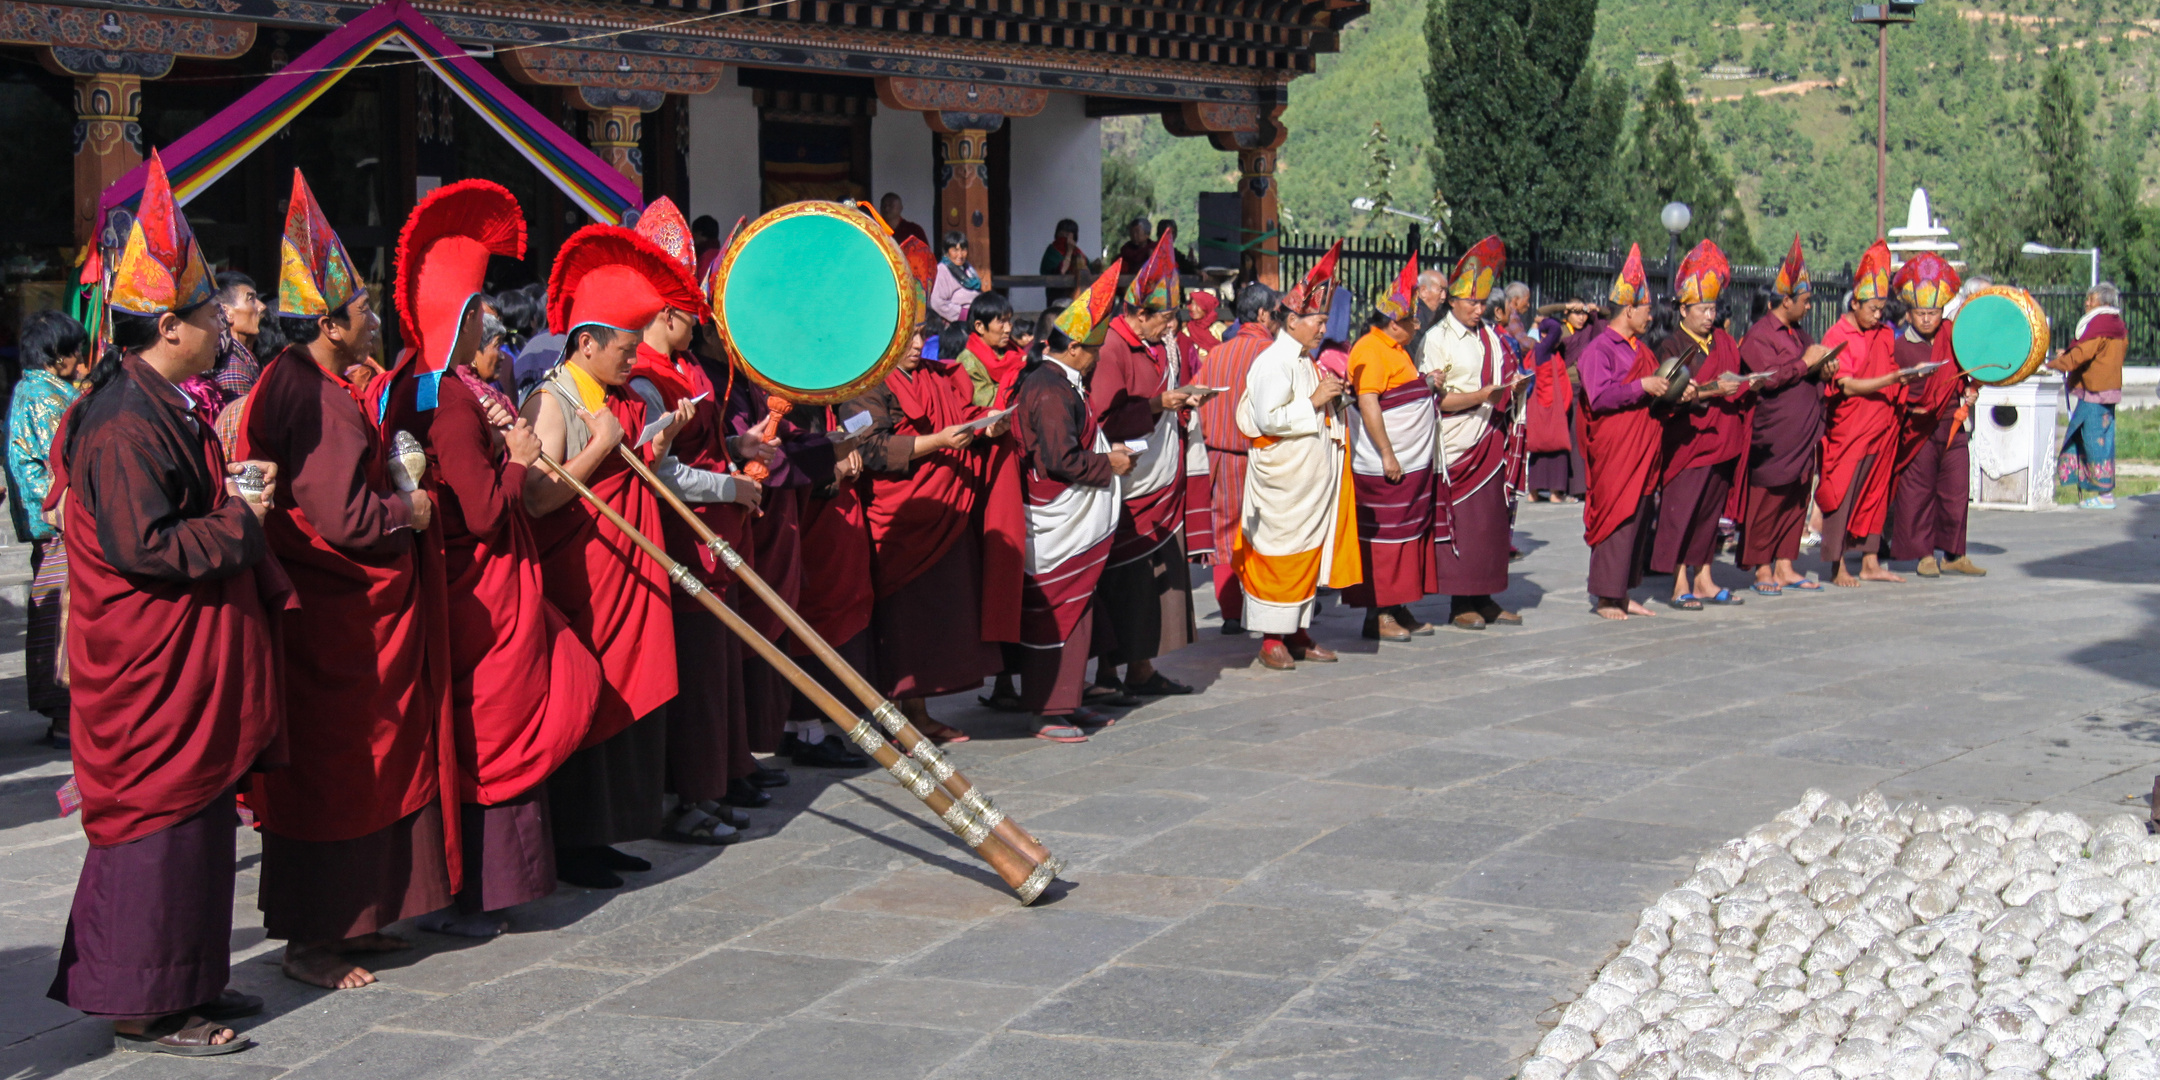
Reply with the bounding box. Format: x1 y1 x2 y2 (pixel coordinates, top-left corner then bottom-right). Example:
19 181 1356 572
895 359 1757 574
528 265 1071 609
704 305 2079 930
1101 154 1155 257
1424 0 1619 248
2028 58 2095 250
1616 62 1760 262
1361 120 1398 233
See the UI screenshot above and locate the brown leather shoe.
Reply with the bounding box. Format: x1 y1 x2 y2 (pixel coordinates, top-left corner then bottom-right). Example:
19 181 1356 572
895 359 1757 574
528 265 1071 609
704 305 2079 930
1450 611 1487 630
1943 555 1987 576
1486 609 1523 626
1915 556 1940 578
1287 633 1338 662
1363 612 1412 642
1256 639 1296 670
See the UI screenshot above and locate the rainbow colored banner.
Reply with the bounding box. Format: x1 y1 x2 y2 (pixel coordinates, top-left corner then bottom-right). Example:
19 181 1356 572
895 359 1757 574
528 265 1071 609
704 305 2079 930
98 0 643 227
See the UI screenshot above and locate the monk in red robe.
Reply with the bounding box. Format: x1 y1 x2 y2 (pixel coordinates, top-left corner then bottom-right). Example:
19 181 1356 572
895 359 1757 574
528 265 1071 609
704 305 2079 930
1737 235 1836 593
1086 232 1197 699
1650 240 1753 609
521 225 694 889
47 152 288 1054
1886 253 1982 577
848 318 1013 739
1816 240 1923 588
375 181 602 935
1195 287 1280 631
1577 245 1678 621
624 198 776 833
243 172 452 990
1416 236 1521 629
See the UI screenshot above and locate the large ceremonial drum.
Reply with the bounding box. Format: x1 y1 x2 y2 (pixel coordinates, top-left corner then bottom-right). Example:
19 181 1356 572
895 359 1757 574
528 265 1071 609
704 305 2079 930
1951 286 2051 386
710 201 920 404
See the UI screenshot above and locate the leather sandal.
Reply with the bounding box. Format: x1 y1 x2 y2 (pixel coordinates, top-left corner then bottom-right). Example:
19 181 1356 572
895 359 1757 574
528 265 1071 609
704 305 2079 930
114 1015 253 1057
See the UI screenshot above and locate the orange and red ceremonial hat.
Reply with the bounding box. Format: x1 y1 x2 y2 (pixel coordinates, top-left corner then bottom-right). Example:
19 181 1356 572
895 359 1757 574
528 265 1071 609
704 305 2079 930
1374 253 1418 321
108 149 215 317
1124 230 1179 312
277 169 362 319
1772 233 1810 300
1055 262 1121 347
898 235 936 319
1892 251 1961 311
1448 235 1504 301
395 180 525 374
1284 240 1342 317
1609 244 1649 307
1851 239 1894 303
633 196 702 311
1674 239 1729 306
548 224 705 337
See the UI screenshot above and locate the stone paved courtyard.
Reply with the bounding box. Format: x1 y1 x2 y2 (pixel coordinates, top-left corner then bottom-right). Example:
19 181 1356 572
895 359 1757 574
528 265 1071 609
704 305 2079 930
2 496 2157 1080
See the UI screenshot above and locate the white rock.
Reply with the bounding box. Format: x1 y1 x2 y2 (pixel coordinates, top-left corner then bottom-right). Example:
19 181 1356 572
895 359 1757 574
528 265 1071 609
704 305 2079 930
2005 873 2062 907
1888 1047 1939 1080
1571 1060 1624 1080
1600 1006 1647 1044
1674 996 1734 1033
1793 824 1850 865
1683 1026 1741 1061
1945 1030 1994 1058
1682 1050 1744 1080
1914 881 1964 922
2050 814 2095 846
1990 1044 2053 1072
1985 1069 2044 1080
1751 821 1807 848
1798 1068 1839 1080
2043 1016 2106 1056
1543 1025 1600 1064
1589 980 1640 1014
2039 832 2087 866
2105 1051 2160 1080
1624 1052 1679 1080
2011 811 2050 841
1977 1002 2045 1043
2103 1030 2150 1062
1787 1034 1839 1071
1640 990 1683 1023
1831 1037 1890 1078
1597 1039 1647 1073
1610 957 1660 994
1935 1055 1986 1080
1723 899 1775 933
1524 1055 1572 1080
1566 998 1613 1032
2062 878 2135 918
2047 1048 2107 1080
1755 1066 1798 1080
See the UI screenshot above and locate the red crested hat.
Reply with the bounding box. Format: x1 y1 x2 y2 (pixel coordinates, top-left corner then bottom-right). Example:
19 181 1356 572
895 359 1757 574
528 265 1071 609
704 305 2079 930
1374 253 1418 321
1892 251 1961 311
1125 230 1179 312
395 180 524 374
1773 233 1810 299
108 149 215 317
548 224 704 337
1449 235 1504 301
1609 244 1649 307
1674 239 1729 306
1285 240 1342 316
1851 239 1893 302
633 196 700 306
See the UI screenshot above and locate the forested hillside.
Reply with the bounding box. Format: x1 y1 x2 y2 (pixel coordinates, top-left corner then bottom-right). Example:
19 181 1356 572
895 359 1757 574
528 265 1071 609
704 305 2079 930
1107 0 2160 287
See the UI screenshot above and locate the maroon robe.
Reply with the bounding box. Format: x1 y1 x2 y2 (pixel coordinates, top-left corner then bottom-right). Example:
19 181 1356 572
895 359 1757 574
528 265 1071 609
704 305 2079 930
1433 322 1517 598
1651 328 1750 574
1736 313 1820 568
379 363 602 909
1010 360 1116 715
48 356 291 1019
1577 328 1663 599
1889 327 1971 561
1090 315 1195 664
725 373 837 750
242 346 455 940
1197 323 1272 621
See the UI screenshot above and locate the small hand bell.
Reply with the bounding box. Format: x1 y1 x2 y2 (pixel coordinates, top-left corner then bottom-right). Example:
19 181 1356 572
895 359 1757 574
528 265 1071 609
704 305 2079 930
387 430 428 493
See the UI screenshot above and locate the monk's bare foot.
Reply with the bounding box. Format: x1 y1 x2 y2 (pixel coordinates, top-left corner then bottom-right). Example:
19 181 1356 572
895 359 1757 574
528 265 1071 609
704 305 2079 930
1859 566 1904 583
1592 600 1628 621
332 932 412 954
1831 570 1861 587
1626 600 1656 617
282 945 376 990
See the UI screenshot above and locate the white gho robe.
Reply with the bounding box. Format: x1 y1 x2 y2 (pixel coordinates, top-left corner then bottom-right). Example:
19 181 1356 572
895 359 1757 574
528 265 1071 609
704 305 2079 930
1234 331 1361 634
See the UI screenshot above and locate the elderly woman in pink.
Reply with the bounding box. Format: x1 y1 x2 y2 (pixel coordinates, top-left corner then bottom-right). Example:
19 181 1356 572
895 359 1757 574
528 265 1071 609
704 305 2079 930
930 230 982 325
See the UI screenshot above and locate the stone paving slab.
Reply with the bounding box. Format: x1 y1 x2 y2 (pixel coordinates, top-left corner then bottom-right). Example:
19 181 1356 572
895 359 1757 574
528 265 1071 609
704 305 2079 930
2 496 2158 1079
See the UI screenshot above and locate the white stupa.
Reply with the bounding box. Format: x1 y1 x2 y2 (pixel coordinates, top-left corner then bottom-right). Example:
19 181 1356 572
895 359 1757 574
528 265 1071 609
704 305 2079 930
1886 186 1963 268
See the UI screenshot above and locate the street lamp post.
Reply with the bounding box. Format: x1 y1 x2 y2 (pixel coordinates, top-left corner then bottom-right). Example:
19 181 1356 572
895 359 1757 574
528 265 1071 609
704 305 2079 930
1661 201 1692 293
1852 1 1923 238
2020 241 2101 288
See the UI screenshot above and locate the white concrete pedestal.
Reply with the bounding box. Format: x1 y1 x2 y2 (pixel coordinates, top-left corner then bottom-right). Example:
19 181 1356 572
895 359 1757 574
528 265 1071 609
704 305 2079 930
1969 371 2063 511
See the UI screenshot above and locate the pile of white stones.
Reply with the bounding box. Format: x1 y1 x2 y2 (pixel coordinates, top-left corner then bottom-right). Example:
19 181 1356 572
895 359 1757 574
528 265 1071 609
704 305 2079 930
1520 790 2160 1080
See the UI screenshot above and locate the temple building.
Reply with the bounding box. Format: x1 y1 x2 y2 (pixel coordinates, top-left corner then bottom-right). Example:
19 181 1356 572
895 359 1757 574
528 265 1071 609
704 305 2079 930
0 0 1366 353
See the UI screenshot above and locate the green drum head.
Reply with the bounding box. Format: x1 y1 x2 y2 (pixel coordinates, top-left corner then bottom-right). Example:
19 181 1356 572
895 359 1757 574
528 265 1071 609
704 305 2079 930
1952 292 2037 385
719 207 905 403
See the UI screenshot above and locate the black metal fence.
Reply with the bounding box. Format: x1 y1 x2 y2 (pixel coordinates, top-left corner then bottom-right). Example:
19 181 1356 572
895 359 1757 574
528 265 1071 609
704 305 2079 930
1277 230 2160 362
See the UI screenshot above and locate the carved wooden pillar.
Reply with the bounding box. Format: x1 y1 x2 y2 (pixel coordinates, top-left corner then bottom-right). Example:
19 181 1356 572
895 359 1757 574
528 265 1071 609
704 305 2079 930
579 97 648 188
935 127 991 276
8 10 254 246
1163 101 1289 288
71 71 144 247
1236 144 1282 289
876 79 1047 292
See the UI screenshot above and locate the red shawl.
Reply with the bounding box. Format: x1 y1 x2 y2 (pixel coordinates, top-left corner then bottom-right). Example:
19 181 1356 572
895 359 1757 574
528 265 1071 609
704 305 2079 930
1576 332 1664 547
1894 326 1965 473
794 482 873 650
1095 316 1186 565
61 357 294 847
629 346 754 586
964 334 1025 408
241 348 455 863
1524 352 1573 454
1659 328 1752 482
380 360 599 805
527 378 678 747
863 358 985 597
1815 317 1902 533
